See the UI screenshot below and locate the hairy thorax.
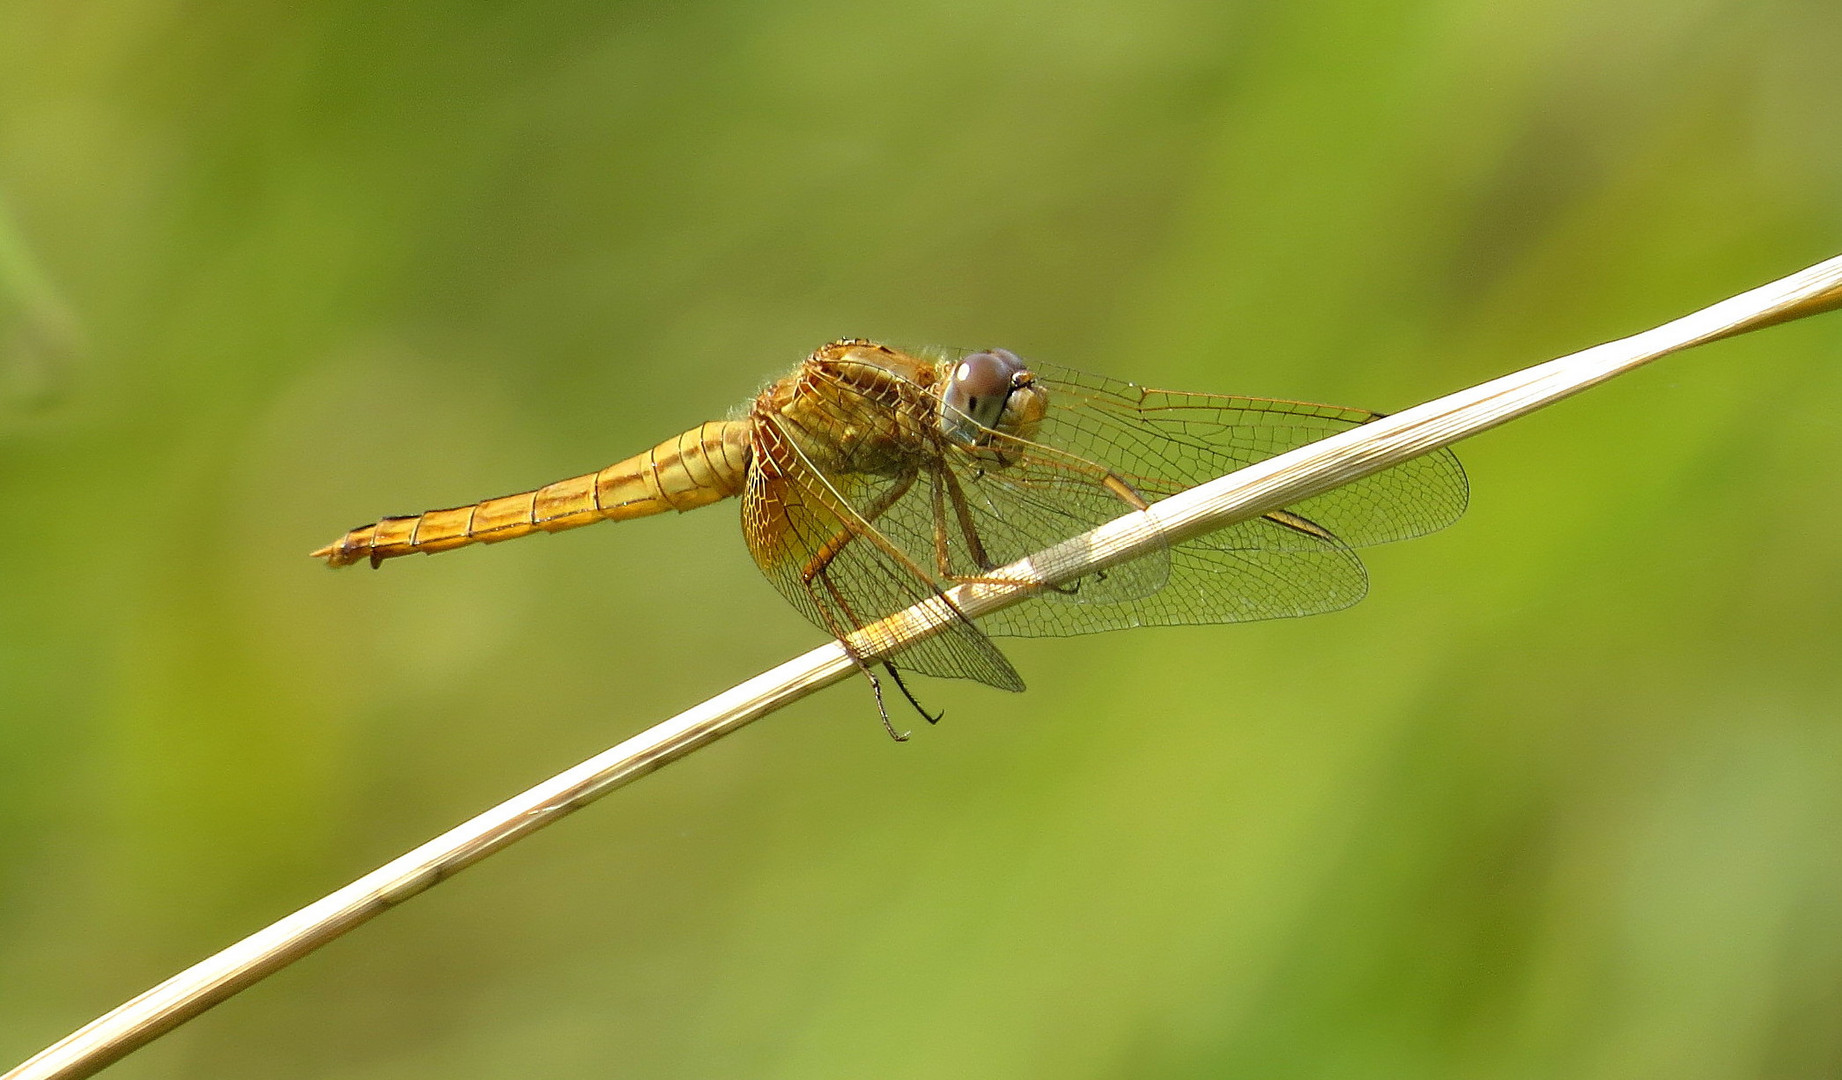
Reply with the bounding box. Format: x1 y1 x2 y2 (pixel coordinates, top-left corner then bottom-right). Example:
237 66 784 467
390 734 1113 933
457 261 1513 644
754 341 947 481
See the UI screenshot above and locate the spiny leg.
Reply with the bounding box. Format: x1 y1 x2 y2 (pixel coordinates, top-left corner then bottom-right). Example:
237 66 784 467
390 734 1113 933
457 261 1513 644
798 471 916 585
941 465 994 571
786 469 974 737
1261 507 1339 541
811 571 911 741
931 469 954 579
932 464 996 579
788 472 937 740
811 568 950 737
932 463 1153 596
862 665 909 742
933 464 1044 589
882 661 943 725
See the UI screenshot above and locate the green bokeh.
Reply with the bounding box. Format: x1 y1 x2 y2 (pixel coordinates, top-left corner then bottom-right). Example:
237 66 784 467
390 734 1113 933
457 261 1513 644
4 1 1842 1077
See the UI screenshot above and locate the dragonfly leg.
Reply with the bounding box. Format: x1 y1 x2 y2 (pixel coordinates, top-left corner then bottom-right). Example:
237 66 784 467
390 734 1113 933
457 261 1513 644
773 460 989 732
932 465 994 578
808 555 922 741
883 661 943 725
930 471 953 578
1100 470 1151 512
935 464 1053 589
799 471 917 585
861 666 911 742
931 463 1149 594
1260 507 1338 541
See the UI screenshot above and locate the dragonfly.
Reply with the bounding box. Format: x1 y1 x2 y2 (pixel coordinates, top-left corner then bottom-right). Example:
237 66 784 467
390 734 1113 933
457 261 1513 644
314 339 1467 738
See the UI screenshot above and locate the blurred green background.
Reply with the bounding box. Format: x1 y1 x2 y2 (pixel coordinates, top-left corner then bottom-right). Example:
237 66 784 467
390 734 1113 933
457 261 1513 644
4 1 1842 1077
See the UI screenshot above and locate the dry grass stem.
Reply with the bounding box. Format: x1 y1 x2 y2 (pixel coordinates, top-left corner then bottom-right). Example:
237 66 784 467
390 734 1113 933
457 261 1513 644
9 251 1842 1080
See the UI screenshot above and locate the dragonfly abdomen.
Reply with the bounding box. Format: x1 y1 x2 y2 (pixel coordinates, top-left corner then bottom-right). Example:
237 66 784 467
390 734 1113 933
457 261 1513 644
312 420 752 568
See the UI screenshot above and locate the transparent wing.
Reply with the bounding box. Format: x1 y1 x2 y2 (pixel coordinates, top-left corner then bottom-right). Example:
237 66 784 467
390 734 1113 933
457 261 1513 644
865 449 1369 640
890 356 1467 639
870 443 1174 608
1021 361 1469 550
740 416 1026 692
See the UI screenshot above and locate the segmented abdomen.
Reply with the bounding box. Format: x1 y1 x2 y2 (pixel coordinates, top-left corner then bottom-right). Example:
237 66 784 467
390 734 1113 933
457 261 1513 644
313 420 752 568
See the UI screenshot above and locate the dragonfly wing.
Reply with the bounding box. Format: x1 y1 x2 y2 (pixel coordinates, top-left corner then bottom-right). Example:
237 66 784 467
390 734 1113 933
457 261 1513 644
868 450 1174 609
903 359 1456 638
1024 362 1469 548
866 447 1363 639
741 418 1026 692
978 517 1367 638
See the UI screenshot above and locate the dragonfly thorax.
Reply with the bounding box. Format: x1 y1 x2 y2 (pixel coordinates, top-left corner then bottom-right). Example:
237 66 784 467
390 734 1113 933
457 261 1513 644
760 341 1049 482
763 341 944 479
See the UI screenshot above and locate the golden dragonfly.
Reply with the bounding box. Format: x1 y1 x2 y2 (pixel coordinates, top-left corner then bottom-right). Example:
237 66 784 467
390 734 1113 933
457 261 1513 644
315 340 1467 738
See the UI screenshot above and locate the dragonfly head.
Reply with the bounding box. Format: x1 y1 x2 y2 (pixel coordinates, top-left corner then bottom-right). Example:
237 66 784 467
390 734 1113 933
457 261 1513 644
938 348 1047 452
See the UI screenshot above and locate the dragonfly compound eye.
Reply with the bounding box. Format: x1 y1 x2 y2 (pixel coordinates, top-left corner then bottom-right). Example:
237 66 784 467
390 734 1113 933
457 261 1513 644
941 348 1029 445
